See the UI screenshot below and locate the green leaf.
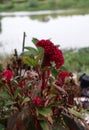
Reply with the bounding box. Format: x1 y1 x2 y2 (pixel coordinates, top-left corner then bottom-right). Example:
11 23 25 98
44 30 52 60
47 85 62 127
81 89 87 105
22 56 37 67
24 46 38 55
6 100 15 106
0 64 3 72
51 68 58 78
37 107 52 116
81 109 89 114
37 47 44 54
21 97 30 105
0 92 10 99
14 88 18 99
0 124 5 130
32 37 39 45
35 53 43 64
60 65 68 71
21 51 32 56
40 120 50 130
69 108 83 119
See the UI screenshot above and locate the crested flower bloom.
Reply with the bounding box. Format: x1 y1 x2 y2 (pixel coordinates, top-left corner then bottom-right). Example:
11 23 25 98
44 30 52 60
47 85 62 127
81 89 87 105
36 39 64 68
19 80 26 88
33 97 41 107
1 69 13 83
55 71 70 87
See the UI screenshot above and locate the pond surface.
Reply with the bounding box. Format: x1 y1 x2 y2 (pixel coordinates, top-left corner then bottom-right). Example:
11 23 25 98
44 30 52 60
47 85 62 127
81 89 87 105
0 10 89 54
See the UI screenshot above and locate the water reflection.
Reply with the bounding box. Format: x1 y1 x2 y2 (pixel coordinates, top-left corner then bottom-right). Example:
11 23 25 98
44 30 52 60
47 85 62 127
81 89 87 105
30 15 51 22
0 11 89 54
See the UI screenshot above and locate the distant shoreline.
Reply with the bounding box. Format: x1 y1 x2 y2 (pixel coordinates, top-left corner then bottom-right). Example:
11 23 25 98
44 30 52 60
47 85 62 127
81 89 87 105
0 9 77 16
0 9 89 17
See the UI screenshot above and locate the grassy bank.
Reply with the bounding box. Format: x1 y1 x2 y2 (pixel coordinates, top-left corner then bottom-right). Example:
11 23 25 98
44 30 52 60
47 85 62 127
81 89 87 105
0 0 89 13
63 47 89 74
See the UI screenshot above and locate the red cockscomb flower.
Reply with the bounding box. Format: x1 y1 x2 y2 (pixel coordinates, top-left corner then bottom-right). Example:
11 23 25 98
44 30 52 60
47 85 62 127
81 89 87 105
19 80 26 88
1 69 13 83
55 81 63 87
33 97 41 107
58 71 70 86
56 71 70 87
58 71 70 81
36 39 64 68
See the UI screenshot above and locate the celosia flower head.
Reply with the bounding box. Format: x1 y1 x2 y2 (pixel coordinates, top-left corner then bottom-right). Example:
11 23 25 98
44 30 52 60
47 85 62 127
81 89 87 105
58 71 70 81
1 69 13 83
55 71 70 87
19 80 26 88
36 39 64 68
33 97 41 107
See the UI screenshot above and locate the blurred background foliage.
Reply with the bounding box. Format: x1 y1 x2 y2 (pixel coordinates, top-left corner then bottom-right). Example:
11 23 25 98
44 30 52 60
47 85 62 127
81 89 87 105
63 47 89 75
0 0 89 11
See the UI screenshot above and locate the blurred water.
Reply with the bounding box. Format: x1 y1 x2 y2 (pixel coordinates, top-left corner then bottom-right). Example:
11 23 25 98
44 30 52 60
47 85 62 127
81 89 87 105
0 11 89 54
